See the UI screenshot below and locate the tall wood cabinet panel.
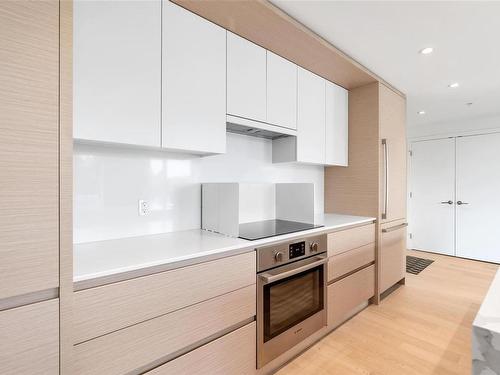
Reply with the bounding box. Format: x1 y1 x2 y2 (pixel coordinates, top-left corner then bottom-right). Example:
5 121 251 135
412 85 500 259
296 68 326 163
227 31 267 122
73 0 161 146
162 1 226 154
0 0 60 300
266 51 297 130
0 299 59 375
380 83 407 223
325 81 349 166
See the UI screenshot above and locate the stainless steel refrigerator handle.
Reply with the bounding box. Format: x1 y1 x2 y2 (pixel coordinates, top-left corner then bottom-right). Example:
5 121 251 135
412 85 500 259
382 139 388 219
259 256 327 284
382 222 408 233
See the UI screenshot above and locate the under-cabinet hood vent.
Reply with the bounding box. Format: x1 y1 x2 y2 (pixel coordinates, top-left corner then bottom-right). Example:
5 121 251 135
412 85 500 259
226 114 296 140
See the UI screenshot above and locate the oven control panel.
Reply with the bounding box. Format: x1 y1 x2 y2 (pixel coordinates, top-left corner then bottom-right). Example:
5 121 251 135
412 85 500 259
256 234 327 272
289 241 306 259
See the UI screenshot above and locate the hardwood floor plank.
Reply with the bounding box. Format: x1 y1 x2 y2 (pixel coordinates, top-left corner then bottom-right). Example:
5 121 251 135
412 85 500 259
278 250 498 375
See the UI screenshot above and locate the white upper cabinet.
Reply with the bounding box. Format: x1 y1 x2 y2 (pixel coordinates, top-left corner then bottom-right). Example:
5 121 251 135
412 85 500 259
266 52 297 130
325 81 349 166
296 68 326 164
74 0 161 147
227 32 267 123
162 2 226 154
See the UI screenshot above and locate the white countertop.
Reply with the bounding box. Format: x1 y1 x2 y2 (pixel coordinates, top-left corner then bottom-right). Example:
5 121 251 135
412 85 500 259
472 268 500 374
74 213 375 288
474 268 500 334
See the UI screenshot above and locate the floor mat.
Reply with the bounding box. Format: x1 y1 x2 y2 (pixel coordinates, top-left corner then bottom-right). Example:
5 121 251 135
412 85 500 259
406 255 434 275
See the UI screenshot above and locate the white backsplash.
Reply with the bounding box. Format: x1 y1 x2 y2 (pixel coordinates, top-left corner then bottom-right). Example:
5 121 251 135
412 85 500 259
74 133 325 243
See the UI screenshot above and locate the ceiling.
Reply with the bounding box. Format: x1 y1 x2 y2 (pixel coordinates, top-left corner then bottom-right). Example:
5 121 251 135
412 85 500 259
270 1 500 128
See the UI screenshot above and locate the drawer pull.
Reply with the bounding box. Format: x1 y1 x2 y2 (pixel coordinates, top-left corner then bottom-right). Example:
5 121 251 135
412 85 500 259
382 223 408 233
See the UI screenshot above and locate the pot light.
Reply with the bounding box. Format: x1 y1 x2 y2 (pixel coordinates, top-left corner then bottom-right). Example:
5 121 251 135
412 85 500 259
420 47 433 55
417 110 426 115
448 82 459 88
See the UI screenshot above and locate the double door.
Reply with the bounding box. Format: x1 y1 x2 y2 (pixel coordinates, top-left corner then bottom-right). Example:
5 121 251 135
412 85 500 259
410 134 500 263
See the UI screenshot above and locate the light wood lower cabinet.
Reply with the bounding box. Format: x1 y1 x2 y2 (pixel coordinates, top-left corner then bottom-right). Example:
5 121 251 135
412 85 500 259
146 322 256 375
74 285 256 375
328 265 374 328
74 252 255 343
380 219 407 293
0 299 59 375
327 223 375 257
328 242 375 282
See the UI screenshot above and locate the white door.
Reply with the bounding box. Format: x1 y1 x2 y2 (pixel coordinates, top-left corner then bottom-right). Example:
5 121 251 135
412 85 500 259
296 68 326 164
73 0 161 146
456 133 500 263
325 81 348 166
266 51 297 130
226 32 267 122
162 1 226 154
409 138 455 255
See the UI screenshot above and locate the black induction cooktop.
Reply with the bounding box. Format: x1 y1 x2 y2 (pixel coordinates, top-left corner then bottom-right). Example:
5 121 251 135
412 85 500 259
238 219 323 241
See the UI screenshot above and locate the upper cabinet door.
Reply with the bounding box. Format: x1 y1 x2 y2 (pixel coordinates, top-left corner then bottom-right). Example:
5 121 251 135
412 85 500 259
266 52 297 130
227 32 267 122
162 2 226 154
296 68 326 164
325 82 348 166
74 0 161 147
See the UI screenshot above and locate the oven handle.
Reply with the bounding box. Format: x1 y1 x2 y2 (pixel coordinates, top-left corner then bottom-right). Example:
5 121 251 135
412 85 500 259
259 256 327 284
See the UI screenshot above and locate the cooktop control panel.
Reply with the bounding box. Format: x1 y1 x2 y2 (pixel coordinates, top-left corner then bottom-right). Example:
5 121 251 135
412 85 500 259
289 241 306 259
256 234 327 272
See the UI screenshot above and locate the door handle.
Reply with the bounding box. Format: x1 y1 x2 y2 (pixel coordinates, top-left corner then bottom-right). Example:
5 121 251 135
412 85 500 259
382 139 388 219
457 200 469 205
440 200 453 205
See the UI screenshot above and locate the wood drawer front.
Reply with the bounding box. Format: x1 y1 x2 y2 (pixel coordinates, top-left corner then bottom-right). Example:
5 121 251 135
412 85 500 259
146 322 256 375
380 219 407 293
328 265 374 328
0 299 59 375
74 252 255 343
327 223 375 256
74 285 256 375
328 242 375 282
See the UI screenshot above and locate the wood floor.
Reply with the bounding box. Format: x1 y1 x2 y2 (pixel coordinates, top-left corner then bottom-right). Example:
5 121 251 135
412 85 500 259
278 250 498 375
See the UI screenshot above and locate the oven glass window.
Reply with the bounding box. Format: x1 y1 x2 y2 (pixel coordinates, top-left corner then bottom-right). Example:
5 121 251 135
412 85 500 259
263 265 324 342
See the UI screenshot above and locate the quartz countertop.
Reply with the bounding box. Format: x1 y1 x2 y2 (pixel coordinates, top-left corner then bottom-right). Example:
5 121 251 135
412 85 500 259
73 213 375 289
473 268 500 374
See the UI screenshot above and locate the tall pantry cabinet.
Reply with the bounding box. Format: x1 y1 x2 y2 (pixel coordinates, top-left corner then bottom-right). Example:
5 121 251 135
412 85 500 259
325 82 407 302
0 1 73 373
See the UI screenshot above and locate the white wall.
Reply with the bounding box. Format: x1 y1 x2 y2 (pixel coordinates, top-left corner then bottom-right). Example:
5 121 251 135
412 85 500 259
408 113 500 139
74 133 325 243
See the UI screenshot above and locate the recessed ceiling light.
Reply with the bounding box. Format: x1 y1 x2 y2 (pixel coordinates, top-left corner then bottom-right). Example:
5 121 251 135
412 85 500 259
448 82 460 88
417 110 426 115
420 47 434 55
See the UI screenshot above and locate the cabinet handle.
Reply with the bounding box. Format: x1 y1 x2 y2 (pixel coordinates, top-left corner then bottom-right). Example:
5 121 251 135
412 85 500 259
440 200 453 205
456 200 469 205
382 222 408 233
382 139 388 219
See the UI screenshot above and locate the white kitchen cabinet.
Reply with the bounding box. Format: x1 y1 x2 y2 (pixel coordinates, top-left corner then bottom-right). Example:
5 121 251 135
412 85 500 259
227 32 267 123
325 81 348 166
74 0 161 147
267 51 297 130
297 68 326 163
273 68 326 164
162 2 226 154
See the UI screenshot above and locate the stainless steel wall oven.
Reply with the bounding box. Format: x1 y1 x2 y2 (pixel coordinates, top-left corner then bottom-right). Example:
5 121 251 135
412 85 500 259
256 234 327 367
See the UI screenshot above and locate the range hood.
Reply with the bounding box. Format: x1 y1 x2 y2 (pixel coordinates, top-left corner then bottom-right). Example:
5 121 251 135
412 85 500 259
226 114 296 140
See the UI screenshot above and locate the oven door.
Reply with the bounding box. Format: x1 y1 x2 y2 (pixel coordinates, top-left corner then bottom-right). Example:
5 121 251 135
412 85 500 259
257 255 327 368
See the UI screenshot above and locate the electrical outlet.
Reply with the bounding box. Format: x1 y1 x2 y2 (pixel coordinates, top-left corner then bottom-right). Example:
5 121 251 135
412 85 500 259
138 200 149 216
